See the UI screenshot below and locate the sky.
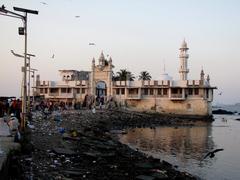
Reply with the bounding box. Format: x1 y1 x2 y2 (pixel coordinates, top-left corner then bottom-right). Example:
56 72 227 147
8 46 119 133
0 0 240 105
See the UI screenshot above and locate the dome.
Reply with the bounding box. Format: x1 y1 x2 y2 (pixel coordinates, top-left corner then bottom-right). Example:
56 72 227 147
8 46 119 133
180 39 188 50
159 73 172 80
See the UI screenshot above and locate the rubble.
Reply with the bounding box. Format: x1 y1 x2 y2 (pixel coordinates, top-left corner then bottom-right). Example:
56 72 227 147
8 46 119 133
8 109 197 179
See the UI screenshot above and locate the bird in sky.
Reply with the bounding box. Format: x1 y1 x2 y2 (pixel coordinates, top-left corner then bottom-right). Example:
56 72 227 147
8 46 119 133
51 54 55 59
75 16 80 18
89 43 96 45
40 2 47 5
203 148 224 160
218 92 222 95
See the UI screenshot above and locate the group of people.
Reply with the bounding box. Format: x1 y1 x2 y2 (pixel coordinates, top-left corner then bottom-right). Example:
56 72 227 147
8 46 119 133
0 98 21 142
0 98 22 120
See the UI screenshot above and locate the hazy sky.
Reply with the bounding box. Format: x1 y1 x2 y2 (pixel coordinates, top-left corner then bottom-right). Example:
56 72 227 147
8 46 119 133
0 0 240 104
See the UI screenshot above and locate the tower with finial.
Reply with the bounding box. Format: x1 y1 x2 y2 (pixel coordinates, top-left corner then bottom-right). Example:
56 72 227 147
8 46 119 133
99 51 105 66
92 57 95 68
200 67 205 81
109 56 112 64
179 39 189 80
207 74 210 84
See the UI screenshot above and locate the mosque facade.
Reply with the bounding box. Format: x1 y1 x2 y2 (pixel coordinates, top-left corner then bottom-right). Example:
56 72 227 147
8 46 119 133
35 40 216 116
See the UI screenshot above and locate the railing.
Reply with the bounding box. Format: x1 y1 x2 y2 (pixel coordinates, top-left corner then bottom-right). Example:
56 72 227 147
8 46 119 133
156 95 168 98
127 94 141 99
49 93 59 96
170 94 185 100
59 93 74 98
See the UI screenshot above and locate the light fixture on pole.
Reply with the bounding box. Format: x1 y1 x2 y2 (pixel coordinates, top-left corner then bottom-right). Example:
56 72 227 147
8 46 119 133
26 53 36 113
11 50 36 115
29 68 38 107
1 5 38 130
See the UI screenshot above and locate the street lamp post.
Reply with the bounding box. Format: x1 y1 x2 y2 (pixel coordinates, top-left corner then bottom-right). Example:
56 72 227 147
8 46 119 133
11 50 35 118
30 68 38 106
0 5 38 130
26 53 36 113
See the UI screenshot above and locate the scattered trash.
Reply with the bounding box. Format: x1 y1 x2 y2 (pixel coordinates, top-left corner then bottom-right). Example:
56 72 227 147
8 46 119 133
58 127 65 134
14 130 21 142
27 123 35 129
70 130 78 137
10 109 198 179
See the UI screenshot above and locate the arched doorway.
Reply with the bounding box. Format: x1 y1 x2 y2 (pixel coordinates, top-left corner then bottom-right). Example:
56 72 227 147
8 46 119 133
96 81 107 98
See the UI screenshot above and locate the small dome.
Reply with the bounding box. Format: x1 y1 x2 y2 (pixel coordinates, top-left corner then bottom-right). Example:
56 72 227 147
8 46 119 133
180 39 189 50
159 73 172 80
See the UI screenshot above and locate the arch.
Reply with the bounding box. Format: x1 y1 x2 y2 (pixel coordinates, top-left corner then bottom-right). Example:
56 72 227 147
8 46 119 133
96 81 107 97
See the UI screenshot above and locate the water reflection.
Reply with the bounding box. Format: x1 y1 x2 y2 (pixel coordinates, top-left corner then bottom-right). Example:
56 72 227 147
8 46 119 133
120 115 240 179
120 121 218 179
121 123 214 162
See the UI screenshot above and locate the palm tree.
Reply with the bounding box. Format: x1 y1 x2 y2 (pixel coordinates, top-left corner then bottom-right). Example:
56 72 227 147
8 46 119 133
138 71 152 80
114 69 135 81
112 72 119 81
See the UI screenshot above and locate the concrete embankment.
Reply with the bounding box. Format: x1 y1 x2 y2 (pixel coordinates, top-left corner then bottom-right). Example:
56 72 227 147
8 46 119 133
0 118 21 179
5 110 201 179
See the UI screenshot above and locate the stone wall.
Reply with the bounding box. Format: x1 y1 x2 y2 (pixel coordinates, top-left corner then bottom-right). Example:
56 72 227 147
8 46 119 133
124 98 211 116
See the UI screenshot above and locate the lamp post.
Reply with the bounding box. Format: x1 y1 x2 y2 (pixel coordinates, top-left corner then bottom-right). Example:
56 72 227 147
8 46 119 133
0 5 38 130
26 53 36 113
30 68 38 106
11 50 35 116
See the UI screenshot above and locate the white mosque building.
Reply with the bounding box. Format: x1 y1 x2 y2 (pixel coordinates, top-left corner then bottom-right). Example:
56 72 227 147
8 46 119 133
36 40 216 116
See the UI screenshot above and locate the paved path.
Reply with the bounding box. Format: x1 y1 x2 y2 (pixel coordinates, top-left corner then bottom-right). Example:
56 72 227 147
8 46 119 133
0 118 11 137
0 118 20 173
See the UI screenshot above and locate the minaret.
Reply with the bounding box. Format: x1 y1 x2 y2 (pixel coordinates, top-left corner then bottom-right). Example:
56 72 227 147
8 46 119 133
200 68 205 81
207 74 210 84
179 39 189 80
99 51 105 66
109 56 112 65
92 57 95 69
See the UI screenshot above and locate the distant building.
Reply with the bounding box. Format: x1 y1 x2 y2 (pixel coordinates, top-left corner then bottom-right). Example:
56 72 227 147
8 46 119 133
36 40 216 116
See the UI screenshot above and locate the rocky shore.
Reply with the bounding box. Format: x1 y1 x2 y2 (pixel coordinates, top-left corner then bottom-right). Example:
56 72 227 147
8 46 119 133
7 109 206 180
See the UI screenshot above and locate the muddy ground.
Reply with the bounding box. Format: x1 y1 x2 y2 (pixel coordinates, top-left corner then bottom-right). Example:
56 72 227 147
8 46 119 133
8 109 208 180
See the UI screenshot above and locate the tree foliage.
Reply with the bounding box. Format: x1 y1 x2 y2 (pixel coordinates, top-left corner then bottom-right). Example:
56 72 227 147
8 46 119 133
113 69 135 81
138 71 152 80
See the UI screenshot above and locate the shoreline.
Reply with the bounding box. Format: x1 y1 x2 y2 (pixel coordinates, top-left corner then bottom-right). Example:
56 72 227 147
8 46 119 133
7 109 203 179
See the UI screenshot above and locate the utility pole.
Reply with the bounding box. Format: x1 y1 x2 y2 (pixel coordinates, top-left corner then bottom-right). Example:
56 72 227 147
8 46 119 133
11 50 36 119
26 53 36 113
30 68 38 106
0 5 38 130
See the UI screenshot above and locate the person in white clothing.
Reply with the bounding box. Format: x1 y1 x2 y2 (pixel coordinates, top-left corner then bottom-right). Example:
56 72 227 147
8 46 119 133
7 113 19 131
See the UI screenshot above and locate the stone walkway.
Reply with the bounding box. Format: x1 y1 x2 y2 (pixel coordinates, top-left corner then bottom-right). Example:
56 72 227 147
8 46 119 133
0 118 20 173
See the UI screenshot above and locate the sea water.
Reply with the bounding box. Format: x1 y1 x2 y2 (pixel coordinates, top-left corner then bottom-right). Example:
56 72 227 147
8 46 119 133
120 114 240 180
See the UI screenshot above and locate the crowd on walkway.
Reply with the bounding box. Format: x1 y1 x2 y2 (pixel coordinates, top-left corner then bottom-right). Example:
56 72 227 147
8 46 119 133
0 94 119 139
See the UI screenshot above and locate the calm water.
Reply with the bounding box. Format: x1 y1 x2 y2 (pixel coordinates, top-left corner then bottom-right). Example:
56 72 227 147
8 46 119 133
120 115 240 180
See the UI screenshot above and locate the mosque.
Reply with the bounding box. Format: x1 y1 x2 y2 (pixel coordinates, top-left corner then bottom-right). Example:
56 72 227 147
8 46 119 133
35 40 216 116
